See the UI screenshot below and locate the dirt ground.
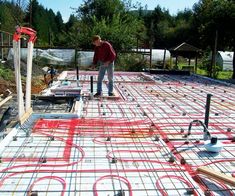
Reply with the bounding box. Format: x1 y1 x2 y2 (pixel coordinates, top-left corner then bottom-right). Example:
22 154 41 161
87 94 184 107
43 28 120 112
0 59 56 96
0 78 15 95
0 76 47 96
31 76 48 94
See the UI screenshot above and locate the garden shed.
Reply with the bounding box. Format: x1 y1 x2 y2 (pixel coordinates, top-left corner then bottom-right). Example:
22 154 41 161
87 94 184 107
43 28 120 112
169 42 201 72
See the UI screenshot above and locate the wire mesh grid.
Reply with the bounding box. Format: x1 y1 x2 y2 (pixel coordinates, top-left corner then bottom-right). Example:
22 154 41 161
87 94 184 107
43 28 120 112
0 72 235 195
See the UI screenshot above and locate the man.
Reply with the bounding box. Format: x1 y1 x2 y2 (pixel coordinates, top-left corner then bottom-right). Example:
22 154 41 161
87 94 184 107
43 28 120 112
44 66 56 87
92 35 116 97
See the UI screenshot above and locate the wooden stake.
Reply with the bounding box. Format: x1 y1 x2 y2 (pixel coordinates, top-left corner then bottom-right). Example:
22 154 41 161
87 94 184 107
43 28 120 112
0 95 12 107
19 108 33 125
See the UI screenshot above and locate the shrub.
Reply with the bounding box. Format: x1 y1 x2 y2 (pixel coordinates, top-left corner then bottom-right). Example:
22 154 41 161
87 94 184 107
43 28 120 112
0 62 14 80
115 53 148 72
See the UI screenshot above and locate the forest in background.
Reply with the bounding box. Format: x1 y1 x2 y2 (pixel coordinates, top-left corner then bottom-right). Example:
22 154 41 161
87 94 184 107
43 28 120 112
0 0 234 78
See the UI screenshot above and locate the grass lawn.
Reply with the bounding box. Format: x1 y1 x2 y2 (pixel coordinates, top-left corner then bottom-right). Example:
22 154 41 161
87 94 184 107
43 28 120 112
195 68 233 80
216 71 233 79
178 62 233 80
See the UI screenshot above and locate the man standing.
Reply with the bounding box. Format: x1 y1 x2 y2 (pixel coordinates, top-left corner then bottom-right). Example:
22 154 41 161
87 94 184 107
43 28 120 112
92 35 116 97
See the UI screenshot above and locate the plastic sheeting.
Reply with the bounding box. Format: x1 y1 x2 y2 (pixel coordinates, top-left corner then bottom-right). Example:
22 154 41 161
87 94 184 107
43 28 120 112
7 48 171 66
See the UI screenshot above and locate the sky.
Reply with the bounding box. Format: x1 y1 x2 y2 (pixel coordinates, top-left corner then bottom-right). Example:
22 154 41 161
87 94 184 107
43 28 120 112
37 0 200 22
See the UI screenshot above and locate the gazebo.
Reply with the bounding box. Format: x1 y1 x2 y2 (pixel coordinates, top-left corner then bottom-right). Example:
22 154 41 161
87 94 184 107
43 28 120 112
169 42 201 72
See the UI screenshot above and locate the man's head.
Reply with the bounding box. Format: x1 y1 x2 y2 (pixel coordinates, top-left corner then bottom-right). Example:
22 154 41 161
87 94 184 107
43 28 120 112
92 35 101 46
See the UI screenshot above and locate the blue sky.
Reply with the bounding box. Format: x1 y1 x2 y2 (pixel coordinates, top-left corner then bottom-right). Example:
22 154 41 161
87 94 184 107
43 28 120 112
37 0 199 22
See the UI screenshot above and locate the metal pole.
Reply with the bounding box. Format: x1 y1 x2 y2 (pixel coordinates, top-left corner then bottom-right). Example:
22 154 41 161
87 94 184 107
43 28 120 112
149 20 154 71
25 41 34 111
1 32 3 60
75 50 78 80
195 56 198 73
175 56 178 67
8 33 11 47
75 48 79 86
150 46 152 70
13 40 25 119
163 48 166 69
204 94 212 129
90 76 93 94
211 30 218 78
76 66 79 80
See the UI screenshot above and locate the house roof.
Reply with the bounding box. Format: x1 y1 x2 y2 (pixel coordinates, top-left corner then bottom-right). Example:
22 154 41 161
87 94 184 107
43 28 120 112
169 42 201 58
170 42 200 52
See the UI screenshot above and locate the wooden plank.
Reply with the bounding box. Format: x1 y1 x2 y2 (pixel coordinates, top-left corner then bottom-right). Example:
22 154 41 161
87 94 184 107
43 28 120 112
92 89 120 100
19 108 33 125
0 95 13 107
197 166 235 187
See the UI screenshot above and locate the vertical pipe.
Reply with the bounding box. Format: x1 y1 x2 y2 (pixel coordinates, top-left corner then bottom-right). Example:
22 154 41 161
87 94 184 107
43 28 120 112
90 76 93 94
149 45 152 70
175 55 178 67
195 56 198 73
149 20 154 71
212 30 218 78
25 41 34 111
76 65 79 81
204 94 212 129
75 48 79 86
8 33 11 46
13 41 19 97
163 48 166 69
1 32 3 60
13 40 25 119
18 40 25 118
136 37 138 52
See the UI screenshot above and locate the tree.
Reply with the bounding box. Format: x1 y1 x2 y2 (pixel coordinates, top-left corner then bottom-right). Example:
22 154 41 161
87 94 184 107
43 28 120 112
0 2 16 32
9 0 27 25
55 11 64 31
143 6 175 48
0 1 25 32
25 0 65 46
193 0 235 78
161 9 198 50
77 0 125 22
65 14 77 32
72 0 146 50
25 0 48 44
